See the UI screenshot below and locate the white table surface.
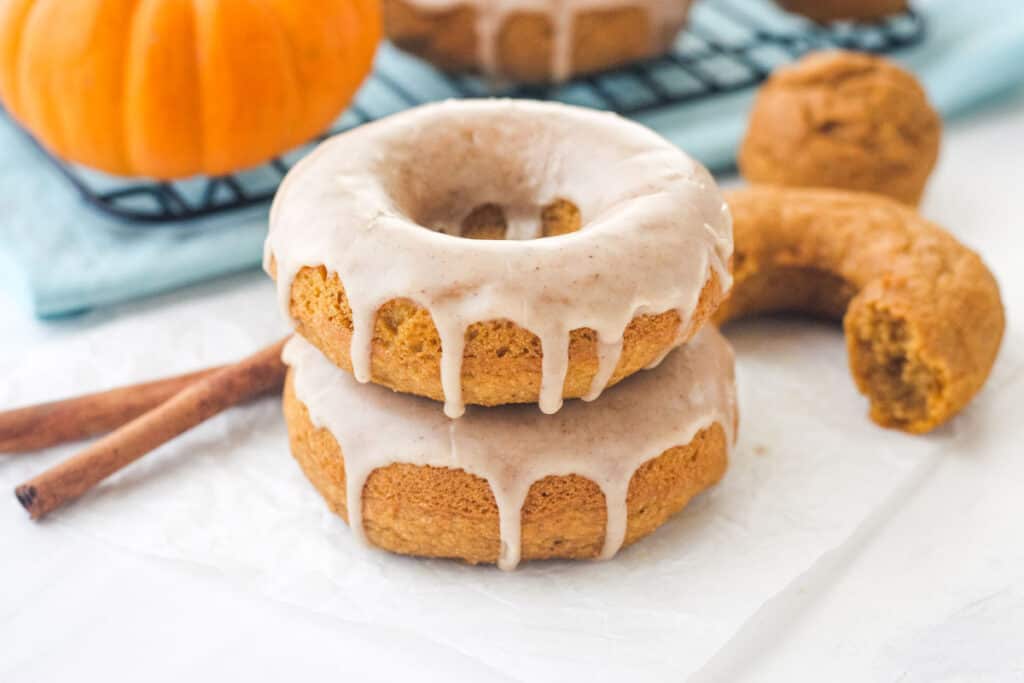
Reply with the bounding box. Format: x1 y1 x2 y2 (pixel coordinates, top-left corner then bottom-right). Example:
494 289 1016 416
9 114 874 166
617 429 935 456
2 95 1022 682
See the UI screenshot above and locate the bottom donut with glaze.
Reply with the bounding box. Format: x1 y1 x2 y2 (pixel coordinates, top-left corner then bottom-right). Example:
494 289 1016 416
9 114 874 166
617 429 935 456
282 328 738 569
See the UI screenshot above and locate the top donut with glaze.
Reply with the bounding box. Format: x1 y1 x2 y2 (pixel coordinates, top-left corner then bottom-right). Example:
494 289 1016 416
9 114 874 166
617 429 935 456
265 99 732 417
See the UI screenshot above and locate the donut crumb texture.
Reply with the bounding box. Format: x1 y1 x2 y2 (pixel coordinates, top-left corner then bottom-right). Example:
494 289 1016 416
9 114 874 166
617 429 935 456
460 198 582 239
848 304 943 431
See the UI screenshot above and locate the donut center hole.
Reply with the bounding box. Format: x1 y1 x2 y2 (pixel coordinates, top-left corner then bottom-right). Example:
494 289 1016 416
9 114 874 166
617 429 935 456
455 199 583 240
458 197 581 240
384 108 650 242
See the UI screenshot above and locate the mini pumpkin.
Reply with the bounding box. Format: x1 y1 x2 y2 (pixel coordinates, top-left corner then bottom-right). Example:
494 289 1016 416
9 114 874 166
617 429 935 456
0 0 380 179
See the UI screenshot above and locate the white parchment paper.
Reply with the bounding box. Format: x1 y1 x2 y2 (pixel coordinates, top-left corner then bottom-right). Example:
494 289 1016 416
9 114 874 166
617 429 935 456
3 274 1018 680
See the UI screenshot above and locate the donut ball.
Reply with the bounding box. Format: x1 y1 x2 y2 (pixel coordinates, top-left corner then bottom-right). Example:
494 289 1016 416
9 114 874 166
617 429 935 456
739 50 941 205
775 0 908 22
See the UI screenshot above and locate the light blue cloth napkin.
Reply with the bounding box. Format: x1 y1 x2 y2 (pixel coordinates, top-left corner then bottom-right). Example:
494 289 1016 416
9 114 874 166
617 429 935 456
2 0 1023 318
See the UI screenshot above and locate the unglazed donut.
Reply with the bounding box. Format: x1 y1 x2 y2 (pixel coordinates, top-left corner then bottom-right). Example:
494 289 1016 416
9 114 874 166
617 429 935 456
717 186 1004 434
283 326 737 569
265 100 732 418
739 51 941 205
383 0 695 82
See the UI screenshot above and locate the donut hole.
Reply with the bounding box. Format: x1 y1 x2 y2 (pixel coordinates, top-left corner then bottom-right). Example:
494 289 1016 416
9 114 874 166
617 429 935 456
461 203 508 240
457 199 583 240
380 107 650 241
718 266 856 322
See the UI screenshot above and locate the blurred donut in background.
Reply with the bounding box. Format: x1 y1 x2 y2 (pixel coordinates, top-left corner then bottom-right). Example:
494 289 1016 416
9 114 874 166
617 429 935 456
739 50 941 205
775 0 908 22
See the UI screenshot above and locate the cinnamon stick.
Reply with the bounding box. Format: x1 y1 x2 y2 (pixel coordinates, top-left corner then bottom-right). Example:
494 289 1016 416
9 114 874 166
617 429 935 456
0 366 224 452
15 338 288 520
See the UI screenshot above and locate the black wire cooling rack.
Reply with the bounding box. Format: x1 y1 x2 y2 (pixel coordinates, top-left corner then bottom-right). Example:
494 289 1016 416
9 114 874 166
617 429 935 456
19 0 925 225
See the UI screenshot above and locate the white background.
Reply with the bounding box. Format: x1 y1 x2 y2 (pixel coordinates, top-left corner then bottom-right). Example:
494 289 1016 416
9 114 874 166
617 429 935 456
2 96 1022 681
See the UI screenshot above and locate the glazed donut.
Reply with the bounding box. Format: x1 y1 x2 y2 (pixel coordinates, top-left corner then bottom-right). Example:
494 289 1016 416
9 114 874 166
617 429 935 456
717 186 1005 434
282 326 738 569
265 100 732 418
774 0 908 22
383 0 694 82
739 51 941 206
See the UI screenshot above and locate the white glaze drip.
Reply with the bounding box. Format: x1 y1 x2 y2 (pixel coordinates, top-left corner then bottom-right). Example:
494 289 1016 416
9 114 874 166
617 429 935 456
583 337 624 402
348 303 376 383
284 325 738 570
265 100 733 417
538 322 570 414
403 0 696 82
599 478 631 559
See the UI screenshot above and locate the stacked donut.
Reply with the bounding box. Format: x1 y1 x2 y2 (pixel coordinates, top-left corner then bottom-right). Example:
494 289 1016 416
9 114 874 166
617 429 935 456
265 99 737 569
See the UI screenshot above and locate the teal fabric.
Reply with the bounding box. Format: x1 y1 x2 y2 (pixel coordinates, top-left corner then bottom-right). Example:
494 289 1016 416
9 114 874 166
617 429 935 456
2 0 1023 318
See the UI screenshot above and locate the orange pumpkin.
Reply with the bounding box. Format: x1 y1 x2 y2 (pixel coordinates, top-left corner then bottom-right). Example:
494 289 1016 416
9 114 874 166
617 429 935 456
0 0 380 179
